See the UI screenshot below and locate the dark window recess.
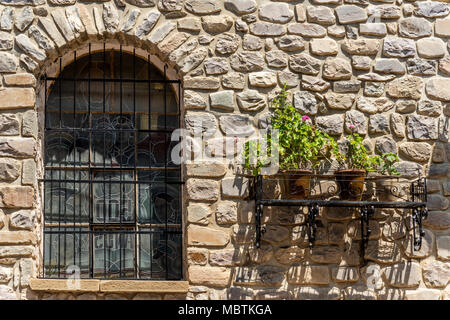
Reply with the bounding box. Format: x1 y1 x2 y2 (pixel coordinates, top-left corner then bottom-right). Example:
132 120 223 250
41 45 183 280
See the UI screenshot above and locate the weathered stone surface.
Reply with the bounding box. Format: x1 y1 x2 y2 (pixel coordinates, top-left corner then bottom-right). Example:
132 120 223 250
345 110 367 135
0 159 20 181
316 114 343 135
237 90 265 112
277 35 305 52
325 93 355 110
210 249 243 266
219 115 254 136
331 266 359 283
186 179 219 201
0 114 19 136
342 39 380 56
249 21 286 36
287 265 330 285
352 56 371 71
374 59 406 75
415 2 450 18
399 142 431 162
235 265 285 286
189 266 230 287
259 2 294 24
289 53 321 75
288 23 326 38
9 210 33 230
184 76 219 90
406 114 438 141
0 7 14 31
15 7 34 32
359 23 387 37
215 33 240 55
184 91 206 109
369 114 389 134
215 201 237 225
293 91 317 115
209 91 234 111
383 37 416 58
221 176 249 199
242 34 262 51
437 235 450 261
417 38 446 59
367 4 401 19
185 111 217 137
0 187 34 208
335 5 367 24
306 6 335 26
230 51 264 72
404 289 441 300
407 58 437 76
274 247 305 265
265 50 287 68
0 138 35 158
334 80 361 93
187 225 229 246
426 78 450 102
135 11 160 39
399 17 432 39
386 76 423 100
202 15 233 34
248 72 277 88
391 113 405 138
310 38 337 56
436 18 450 37
224 0 257 15
323 57 352 80
222 72 245 90
365 238 401 264
422 260 450 288
382 262 422 288
185 0 221 15
187 248 208 265
302 75 330 92
296 286 341 300
344 286 377 300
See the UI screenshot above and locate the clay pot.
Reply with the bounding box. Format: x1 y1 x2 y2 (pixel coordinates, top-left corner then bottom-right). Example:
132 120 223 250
281 169 313 200
334 169 366 201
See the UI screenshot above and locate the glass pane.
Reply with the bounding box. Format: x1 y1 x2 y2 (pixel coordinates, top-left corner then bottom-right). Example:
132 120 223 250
44 228 89 278
93 171 135 223
93 232 135 278
45 131 89 167
138 172 181 224
139 230 181 279
44 170 89 224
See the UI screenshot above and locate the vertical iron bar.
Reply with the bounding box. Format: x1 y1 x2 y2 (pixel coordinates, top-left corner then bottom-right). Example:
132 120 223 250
73 50 77 275
147 54 152 279
103 43 106 279
164 64 168 279
44 73 48 277
58 57 62 277
88 43 93 278
133 48 138 278
119 46 123 278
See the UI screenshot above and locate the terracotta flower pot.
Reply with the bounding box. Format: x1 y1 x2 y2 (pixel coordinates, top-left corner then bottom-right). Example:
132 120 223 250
334 169 366 201
281 169 313 200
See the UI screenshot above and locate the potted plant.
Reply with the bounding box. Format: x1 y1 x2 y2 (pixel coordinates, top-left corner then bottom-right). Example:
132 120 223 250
268 86 340 199
375 153 403 201
335 126 380 201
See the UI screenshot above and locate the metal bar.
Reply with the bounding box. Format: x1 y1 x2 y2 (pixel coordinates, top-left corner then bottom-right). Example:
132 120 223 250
88 43 93 278
41 76 180 84
257 199 427 209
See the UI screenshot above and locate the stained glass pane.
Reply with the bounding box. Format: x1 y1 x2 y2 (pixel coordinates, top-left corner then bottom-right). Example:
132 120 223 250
139 230 181 280
44 228 90 278
93 171 135 223
93 232 135 278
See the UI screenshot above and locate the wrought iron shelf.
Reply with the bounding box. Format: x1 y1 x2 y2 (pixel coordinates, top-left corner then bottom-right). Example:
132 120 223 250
250 174 428 265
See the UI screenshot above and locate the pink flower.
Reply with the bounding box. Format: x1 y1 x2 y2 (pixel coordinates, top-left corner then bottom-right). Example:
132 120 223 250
302 115 310 121
348 125 355 130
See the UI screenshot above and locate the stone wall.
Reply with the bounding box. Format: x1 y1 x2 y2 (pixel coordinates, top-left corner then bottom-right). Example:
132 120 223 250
0 0 449 300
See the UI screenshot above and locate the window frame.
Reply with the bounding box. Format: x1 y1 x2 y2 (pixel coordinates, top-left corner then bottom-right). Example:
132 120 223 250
39 44 184 281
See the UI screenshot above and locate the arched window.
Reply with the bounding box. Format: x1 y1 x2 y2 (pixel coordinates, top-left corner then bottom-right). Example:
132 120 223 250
42 46 182 280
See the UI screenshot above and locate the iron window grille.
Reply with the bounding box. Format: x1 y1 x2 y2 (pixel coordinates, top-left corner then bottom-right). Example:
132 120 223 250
41 44 183 280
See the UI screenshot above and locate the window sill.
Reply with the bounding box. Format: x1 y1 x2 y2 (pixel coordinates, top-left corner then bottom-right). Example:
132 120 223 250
29 279 189 294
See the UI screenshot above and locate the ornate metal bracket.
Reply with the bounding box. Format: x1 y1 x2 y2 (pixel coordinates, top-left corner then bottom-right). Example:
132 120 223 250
307 203 319 249
412 206 428 251
360 205 375 263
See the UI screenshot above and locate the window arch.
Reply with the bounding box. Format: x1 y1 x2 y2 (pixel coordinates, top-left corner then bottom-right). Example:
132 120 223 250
42 46 182 280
